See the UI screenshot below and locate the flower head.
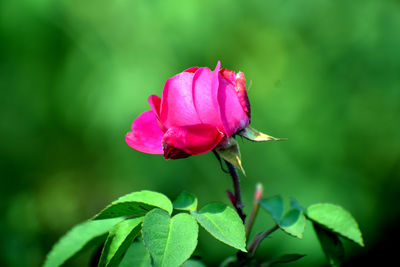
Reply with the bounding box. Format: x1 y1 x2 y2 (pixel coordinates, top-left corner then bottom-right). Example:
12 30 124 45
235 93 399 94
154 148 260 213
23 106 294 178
126 61 251 159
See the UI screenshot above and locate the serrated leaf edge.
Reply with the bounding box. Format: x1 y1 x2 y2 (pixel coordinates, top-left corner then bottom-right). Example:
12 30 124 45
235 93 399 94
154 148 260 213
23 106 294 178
306 203 364 247
190 208 247 252
142 209 199 267
92 191 173 220
279 212 306 239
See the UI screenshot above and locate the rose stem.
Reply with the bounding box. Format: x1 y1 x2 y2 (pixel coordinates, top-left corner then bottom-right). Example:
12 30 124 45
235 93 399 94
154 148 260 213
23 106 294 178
245 183 263 239
247 224 279 256
224 160 246 223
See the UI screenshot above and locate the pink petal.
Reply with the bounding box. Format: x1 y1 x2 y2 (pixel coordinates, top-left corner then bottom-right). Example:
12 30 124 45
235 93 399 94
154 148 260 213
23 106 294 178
192 62 222 128
217 73 250 137
235 72 251 118
162 124 224 158
148 95 161 120
148 94 166 131
125 110 164 154
220 68 236 84
160 71 201 128
184 67 199 73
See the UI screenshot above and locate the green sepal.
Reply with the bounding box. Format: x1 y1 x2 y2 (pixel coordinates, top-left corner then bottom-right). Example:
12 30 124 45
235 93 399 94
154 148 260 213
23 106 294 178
215 137 245 175
238 126 286 142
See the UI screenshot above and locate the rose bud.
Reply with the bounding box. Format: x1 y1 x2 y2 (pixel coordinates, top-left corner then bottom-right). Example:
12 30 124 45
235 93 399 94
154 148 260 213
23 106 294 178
125 61 252 160
125 61 282 163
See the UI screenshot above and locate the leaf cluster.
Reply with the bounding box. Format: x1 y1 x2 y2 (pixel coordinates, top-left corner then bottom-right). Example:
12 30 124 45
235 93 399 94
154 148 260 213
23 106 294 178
44 191 364 267
44 190 245 267
258 196 364 266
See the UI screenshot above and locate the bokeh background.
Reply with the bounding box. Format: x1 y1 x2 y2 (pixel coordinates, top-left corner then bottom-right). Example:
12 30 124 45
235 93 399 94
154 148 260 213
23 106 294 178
1 0 400 266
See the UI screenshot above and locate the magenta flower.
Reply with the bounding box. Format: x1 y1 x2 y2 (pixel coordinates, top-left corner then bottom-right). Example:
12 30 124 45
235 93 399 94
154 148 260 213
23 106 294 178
126 61 251 159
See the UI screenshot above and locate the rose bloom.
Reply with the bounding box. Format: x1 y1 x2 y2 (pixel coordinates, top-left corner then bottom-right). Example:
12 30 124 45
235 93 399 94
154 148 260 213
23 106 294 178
126 61 251 159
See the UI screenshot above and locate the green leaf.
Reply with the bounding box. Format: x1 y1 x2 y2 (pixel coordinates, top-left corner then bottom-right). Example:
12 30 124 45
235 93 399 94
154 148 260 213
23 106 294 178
215 137 245 175
191 203 246 252
142 209 198 267
219 256 236 267
238 126 286 142
313 222 344 267
264 254 306 266
182 259 207 267
259 195 284 222
93 190 173 220
290 198 303 212
98 217 143 267
119 240 151 267
43 218 123 267
279 209 306 239
306 203 364 246
173 191 198 211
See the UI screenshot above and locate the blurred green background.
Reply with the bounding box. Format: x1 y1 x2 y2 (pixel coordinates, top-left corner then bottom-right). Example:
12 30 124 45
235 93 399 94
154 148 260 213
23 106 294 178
1 0 399 266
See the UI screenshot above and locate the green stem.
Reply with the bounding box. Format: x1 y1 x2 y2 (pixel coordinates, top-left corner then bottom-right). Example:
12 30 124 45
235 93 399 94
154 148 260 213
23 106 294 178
247 224 279 256
245 199 260 240
245 183 263 239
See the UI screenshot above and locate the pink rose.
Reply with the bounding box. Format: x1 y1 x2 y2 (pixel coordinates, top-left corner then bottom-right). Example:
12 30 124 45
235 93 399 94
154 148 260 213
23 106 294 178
126 61 251 159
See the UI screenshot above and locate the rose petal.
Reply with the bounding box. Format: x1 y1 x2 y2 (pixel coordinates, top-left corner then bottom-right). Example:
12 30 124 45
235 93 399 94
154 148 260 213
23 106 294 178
235 72 251 118
217 73 250 137
162 124 224 158
192 62 222 128
160 71 201 128
148 95 161 120
148 94 165 131
125 110 164 154
220 68 236 85
184 67 199 73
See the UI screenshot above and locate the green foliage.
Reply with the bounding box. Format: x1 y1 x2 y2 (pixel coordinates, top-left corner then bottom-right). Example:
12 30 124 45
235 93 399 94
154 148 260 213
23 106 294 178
219 256 237 267
259 196 284 222
173 191 198 212
43 218 124 267
279 209 306 239
93 190 173 220
259 196 305 239
312 223 344 267
119 240 151 267
44 190 364 267
263 254 306 266
45 191 252 267
191 203 247 252
181 259 207 267
290 198 304 212
142 208 199 267
98 217 143 267
306 203 364 246
3 0 398 265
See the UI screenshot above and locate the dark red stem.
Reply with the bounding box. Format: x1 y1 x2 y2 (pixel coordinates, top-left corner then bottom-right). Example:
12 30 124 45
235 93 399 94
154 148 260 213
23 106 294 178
225 160 246 223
